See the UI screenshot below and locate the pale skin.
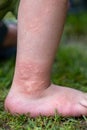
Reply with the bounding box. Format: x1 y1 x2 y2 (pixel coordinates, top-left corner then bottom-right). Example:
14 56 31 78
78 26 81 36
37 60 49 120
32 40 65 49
5 0 87 117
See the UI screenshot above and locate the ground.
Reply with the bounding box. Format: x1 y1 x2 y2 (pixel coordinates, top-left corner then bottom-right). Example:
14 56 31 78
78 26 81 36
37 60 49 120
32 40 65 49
0 43 87 130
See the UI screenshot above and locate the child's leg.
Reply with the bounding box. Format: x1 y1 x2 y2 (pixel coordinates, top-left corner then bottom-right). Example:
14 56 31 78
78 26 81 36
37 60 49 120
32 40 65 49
5 0 87 117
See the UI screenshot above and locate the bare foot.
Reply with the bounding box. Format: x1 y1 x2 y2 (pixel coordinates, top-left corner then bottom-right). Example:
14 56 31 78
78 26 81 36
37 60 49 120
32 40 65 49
5 84 87 117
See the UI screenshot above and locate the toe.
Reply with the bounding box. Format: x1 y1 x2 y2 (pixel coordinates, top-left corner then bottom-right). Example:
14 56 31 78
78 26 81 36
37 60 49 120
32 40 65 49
75 98 87 116
84 93 87 99
79 99 87 108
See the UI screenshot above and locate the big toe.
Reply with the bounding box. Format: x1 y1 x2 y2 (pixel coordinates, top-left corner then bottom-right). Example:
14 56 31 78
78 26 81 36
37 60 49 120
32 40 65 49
76 95 87 116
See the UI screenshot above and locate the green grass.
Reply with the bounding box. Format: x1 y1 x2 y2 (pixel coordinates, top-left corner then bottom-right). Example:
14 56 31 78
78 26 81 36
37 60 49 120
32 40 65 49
1 43 87 130
64 12 87 37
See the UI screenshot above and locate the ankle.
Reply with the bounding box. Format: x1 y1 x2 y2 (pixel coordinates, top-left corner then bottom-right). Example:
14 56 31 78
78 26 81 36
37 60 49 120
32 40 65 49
12 81 51 97
12 61 51 94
